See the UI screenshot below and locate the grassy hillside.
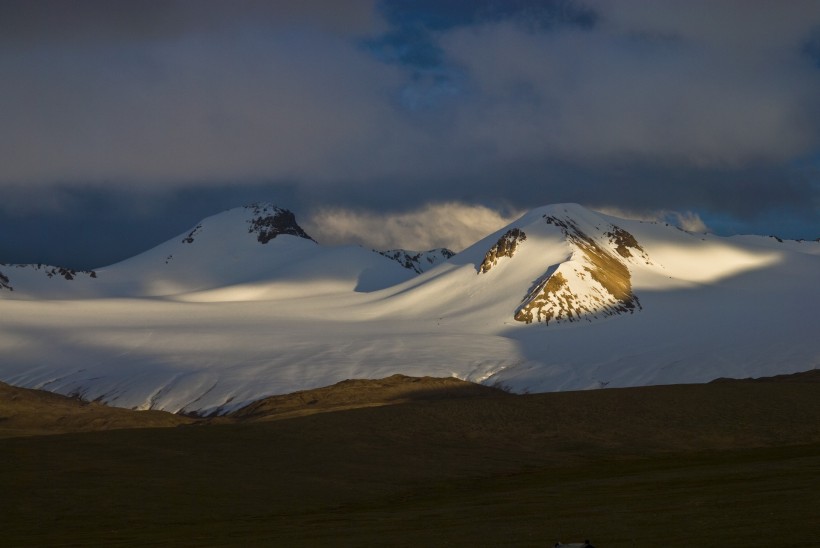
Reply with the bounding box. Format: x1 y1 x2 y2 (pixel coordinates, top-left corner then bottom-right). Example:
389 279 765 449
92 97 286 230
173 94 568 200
2 372 819 546
0 381 192 438
225 373 509 420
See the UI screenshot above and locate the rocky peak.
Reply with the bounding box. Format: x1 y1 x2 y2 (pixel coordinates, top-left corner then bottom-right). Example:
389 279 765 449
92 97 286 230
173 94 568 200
514 214 642 325
245 203 315 244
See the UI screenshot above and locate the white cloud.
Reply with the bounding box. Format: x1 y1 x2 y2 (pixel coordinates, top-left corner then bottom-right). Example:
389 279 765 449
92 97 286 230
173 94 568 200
303 203 521 251
595 205 710 233
669 211 709 233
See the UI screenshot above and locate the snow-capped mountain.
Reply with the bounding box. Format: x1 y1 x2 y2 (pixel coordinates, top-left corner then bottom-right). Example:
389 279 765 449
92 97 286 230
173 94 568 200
0 203 416 299
1 203 817 415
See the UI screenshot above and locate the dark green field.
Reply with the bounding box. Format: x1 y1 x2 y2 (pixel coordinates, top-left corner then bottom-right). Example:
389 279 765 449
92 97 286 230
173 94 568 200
2 373 819 546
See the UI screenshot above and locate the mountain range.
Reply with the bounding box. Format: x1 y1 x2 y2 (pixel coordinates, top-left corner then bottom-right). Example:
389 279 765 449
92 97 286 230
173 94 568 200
1 202 817 415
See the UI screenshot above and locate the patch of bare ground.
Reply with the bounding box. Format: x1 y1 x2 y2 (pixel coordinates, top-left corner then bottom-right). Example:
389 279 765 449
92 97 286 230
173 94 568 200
605 224 647 260
0 381 193 438
2 373 819 546
225 374 509 421
569 226 635 307
515 272 567 324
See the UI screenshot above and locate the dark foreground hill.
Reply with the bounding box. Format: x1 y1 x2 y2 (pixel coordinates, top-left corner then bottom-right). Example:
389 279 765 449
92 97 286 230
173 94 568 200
224 374 510 421
0 381 192 437
2 371 819 546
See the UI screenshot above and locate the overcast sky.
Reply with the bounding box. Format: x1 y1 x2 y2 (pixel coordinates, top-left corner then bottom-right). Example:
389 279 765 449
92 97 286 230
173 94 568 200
1 0 819 269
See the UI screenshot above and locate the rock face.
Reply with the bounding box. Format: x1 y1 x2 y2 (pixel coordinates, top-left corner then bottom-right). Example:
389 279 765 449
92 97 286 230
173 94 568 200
0 269 10 291
513 216 643 325
378 248 455 274
44 266 96 280
179 204 315 246
245 203 315 244
479 229 527 273
181 225 202 244
606 225 649 261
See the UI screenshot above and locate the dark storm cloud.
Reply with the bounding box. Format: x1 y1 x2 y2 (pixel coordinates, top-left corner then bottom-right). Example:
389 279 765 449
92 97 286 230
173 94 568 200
0 0 394 189
0 0 819 267
2 1 818 185
442 26 818 166
0 0 380 46
0 30 404 186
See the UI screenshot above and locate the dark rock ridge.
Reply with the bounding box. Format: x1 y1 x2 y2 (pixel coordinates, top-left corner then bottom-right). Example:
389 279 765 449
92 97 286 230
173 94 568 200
245 203 315 244
181 225 202 244
378 248 455 274
43 266 96 280
479 228 527 273
0 269 11 291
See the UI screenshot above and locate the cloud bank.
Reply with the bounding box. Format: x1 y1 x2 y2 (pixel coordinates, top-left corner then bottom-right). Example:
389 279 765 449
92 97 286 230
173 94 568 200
304 203 521 252
0 0 818 267
2 2 819 187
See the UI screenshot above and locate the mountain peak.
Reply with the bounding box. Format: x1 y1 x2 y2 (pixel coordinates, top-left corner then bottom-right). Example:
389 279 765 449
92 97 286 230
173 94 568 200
469 205 647 326
513 213 642 324
243 203 315 244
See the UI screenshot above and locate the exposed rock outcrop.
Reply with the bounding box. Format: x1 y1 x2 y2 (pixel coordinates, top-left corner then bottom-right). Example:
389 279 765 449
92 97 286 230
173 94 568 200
479 228 527 273
181 225 202 244
0 263 97 293
0 269 11 291
606 225 648 261
246 203 315 244
44 266 96 280
378 248 455 274
514 216 641 325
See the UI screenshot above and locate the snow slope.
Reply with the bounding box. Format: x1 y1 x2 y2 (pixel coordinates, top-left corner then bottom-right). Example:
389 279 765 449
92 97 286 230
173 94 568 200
0 203 415 299
1 203 817 414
